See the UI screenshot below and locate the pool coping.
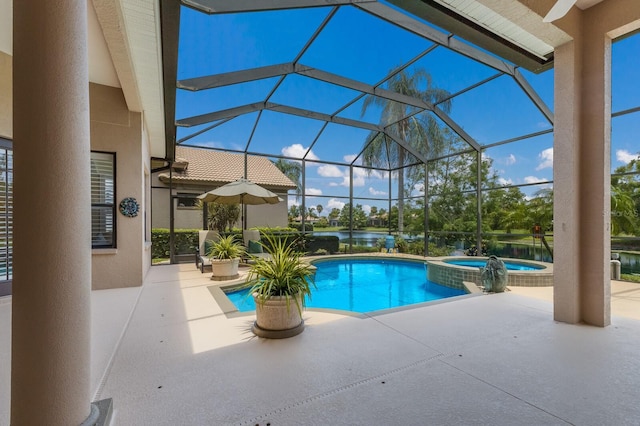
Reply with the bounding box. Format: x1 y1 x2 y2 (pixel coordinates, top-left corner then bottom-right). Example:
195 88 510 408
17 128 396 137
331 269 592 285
427 256 554 288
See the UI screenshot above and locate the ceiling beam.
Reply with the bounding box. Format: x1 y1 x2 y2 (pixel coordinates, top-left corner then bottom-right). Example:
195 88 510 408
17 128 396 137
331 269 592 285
178 63 294 91
266 103 381 131
177 62 482 150
176 100 383 132
176 102 266 127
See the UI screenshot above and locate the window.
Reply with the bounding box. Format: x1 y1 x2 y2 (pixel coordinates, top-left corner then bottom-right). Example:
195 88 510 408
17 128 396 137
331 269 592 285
91 152 115 248
0 139 13 296
177 194 199 209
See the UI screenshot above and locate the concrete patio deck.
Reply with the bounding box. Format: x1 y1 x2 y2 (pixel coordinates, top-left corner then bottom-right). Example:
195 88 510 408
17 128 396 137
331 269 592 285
2 262 640 425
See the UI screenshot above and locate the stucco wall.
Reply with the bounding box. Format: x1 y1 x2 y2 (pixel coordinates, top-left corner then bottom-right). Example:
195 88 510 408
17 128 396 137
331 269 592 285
90 83 148 289
0 51 11 138
141 123 152 278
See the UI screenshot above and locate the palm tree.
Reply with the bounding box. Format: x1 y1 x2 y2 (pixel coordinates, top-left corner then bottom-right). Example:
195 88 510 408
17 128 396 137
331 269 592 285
274 158 302 200
316 204 323 216
361 67 452 232
198 200 240 232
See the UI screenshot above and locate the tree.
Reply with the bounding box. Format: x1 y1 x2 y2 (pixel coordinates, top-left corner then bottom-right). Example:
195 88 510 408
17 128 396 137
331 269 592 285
307 206 317 219
315 217 329 228
339 204 367 229
497 188 528 233
525 188 553 232
328 208 341 220
274 158 302 200
288 205 300 222
316 204 323 216
361 67 452 233
201 201 240 233
611 157 640 235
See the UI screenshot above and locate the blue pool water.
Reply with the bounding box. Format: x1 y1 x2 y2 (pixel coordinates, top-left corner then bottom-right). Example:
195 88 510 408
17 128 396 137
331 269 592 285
225 258 467 313
443 259 543 271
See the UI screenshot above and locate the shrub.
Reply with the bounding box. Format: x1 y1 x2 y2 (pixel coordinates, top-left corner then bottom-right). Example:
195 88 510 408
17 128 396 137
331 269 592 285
314 217 330 228
151 228 199 258
288 222 314 232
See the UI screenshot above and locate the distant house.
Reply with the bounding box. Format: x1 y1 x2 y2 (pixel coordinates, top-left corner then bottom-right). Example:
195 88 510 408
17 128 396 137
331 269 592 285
367 214 387 227
152 146 296 230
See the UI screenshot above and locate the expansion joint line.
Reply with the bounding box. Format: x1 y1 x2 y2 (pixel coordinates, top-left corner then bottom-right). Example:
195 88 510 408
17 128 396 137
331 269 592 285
238 353 445 426
439 358 574 425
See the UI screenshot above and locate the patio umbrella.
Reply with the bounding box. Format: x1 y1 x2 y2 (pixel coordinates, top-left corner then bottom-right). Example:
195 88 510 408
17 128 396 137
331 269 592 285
197 178 282 229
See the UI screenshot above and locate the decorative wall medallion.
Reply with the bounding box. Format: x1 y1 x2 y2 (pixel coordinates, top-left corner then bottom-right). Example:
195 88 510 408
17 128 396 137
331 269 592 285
119 197 139 217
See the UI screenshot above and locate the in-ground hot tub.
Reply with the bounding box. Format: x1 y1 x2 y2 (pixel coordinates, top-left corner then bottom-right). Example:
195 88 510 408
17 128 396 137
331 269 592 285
427 257 553 288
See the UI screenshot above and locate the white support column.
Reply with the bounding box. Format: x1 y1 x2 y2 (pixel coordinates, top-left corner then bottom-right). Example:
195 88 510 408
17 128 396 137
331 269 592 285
553 20 611 327
12 2 93 424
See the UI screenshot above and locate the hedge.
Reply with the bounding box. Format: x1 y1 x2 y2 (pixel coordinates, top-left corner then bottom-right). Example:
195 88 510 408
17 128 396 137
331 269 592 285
151 228 199 259
151 227 299 259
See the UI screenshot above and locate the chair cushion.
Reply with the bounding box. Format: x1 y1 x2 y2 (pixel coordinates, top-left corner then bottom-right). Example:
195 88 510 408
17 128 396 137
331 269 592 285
248 239 263 254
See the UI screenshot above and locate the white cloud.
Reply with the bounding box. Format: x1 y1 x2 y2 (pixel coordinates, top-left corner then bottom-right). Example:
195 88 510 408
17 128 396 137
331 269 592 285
305 188 323 196
616 149 640 164
369 187 386 196
524 176 546 184
506 154 516 165
287 196 300 208
362 204 371 215
319 164 372 187
343 154 357 163
317 164 344 177
334 175 364 187
498 177 514 186
327 198 345 210
536 148 553 170
281 143 319 161
351 175 365 187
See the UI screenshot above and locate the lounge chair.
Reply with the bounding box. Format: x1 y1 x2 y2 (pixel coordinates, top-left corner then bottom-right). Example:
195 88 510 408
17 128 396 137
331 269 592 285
242 229 272 262
195 230 220 273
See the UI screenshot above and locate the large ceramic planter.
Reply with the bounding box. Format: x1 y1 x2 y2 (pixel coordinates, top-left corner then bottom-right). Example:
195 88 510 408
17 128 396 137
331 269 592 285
210 258 240 281
252 293 305 339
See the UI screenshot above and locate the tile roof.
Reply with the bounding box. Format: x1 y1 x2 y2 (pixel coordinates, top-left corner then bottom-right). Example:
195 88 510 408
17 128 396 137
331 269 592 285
158 146 297 190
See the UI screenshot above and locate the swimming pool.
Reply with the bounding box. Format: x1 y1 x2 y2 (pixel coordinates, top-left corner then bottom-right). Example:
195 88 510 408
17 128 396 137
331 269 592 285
443 259 544 271
225 258 467 314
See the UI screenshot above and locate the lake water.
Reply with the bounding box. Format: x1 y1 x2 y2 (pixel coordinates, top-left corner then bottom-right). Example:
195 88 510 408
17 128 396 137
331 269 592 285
311 231 640 275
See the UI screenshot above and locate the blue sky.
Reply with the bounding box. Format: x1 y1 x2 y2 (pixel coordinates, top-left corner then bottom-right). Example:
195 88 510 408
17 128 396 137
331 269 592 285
175 4 639 214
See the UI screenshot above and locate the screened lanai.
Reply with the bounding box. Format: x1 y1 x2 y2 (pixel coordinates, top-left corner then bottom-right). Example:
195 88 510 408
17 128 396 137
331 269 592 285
158 0 639 273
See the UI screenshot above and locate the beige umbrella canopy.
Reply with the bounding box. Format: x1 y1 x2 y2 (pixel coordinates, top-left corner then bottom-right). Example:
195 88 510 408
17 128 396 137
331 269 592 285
197 178 282 229
197 178 282 205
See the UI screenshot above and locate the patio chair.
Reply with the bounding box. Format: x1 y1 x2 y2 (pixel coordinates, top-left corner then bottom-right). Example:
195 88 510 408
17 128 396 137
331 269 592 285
195 230 220 273
242 229 272 263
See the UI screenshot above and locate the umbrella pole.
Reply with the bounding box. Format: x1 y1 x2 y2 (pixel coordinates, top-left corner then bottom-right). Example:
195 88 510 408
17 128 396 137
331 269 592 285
241 194 246 231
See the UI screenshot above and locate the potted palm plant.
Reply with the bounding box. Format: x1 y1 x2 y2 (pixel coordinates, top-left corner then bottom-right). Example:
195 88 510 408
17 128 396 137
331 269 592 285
207 234 245 281
247 233 315 338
